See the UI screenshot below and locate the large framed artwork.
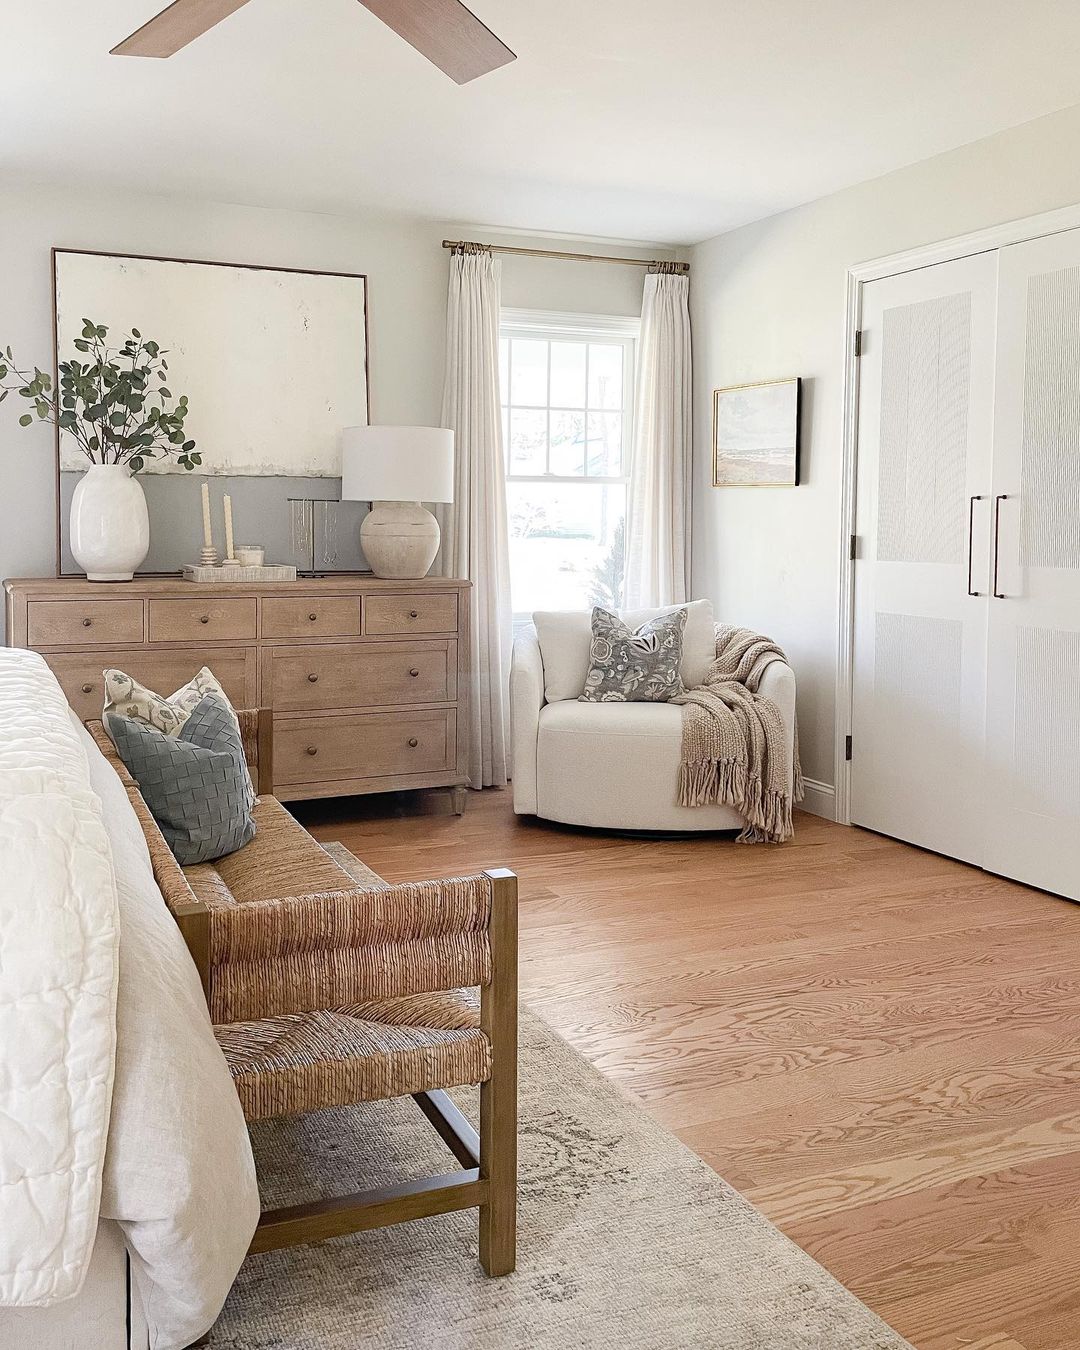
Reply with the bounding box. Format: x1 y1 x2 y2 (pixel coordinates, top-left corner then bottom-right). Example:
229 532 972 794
53 249 370 575
711 377 801 487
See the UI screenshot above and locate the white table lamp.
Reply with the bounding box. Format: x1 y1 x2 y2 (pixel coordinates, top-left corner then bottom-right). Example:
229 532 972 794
341 425 455 579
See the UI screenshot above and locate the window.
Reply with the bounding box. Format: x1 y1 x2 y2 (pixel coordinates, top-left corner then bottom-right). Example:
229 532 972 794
500 310 638 620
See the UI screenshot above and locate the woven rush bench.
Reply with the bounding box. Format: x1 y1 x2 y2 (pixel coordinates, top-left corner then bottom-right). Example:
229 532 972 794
87 711 518 1272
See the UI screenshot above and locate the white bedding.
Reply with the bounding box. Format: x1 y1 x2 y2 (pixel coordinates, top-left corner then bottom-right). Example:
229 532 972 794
0 650 259 1349
0 649 120 1307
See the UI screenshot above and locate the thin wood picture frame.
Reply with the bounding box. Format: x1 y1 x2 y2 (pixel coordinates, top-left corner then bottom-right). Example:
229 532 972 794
711 377 801 487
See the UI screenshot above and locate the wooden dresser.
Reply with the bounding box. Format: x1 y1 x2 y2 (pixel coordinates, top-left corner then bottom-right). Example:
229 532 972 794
4 576 471 806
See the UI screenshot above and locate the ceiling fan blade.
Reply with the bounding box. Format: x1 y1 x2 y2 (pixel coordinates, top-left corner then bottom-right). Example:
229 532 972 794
357 0 516 84
111 0 254 57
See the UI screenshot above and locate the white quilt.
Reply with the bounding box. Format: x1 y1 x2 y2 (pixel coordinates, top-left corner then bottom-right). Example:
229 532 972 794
0 649 121 1306
82 714 259 1347
0 650 259 1348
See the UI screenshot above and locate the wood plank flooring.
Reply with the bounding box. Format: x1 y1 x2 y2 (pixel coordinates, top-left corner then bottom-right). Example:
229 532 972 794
294 790 1080 1350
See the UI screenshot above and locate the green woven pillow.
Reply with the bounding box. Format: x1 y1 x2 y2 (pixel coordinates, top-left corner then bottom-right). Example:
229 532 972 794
106 691 256 865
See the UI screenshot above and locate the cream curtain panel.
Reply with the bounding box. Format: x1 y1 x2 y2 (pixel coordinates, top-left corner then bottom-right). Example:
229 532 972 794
624 270 693 608
436 248 512 788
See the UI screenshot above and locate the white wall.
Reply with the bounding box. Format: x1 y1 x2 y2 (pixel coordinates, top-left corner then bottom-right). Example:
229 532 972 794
690 101 1080 798
0 182 669 637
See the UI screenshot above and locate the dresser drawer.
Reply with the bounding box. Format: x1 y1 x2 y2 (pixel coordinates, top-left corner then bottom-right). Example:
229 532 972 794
364 593 459 635
275 710 455 785
27 599 144 647
148 598 257 643
265 642 454 712
262 595 361 639
46 647 258 723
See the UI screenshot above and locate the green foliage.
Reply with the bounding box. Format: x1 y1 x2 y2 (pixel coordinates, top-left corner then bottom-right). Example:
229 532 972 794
0 321 196 472
588 514 626 611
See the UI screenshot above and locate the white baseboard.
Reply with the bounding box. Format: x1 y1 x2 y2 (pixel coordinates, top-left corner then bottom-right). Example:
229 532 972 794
799 777 837 822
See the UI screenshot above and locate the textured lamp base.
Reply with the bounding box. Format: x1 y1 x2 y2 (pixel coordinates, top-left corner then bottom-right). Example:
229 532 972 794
360 501 441 579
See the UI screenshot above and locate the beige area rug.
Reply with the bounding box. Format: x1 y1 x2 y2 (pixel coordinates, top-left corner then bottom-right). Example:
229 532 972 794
210 1005 911 1350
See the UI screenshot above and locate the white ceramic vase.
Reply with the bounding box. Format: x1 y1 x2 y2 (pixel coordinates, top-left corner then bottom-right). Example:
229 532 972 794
70 464 150 582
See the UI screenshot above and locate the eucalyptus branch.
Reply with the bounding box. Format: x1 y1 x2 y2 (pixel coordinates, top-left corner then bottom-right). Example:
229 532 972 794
1 321 198 472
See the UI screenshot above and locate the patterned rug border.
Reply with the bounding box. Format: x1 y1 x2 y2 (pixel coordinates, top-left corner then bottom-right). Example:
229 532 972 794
211 999 913 1350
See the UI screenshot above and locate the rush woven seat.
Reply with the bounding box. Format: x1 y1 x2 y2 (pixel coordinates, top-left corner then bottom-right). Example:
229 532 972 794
87 710 519 1274
217 990 491 1122
88 722 493 1023
188 796 371 906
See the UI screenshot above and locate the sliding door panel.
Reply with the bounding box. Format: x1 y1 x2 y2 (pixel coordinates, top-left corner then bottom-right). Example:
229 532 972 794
850 253 998 863
983 230 1080 900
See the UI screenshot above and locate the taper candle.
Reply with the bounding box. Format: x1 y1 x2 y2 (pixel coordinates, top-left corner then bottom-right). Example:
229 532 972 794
201 482 213 550
223 493 235 561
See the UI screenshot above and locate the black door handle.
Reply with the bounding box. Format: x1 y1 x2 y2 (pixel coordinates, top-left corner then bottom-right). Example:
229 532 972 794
967 495 985 596
992 494 1010 599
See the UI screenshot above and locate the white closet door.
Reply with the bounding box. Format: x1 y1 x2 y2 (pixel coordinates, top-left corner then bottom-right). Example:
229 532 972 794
982 229 1080 901
850 253 998 863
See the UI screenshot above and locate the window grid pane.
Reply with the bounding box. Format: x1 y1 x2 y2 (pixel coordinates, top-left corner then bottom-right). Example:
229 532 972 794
544 339 552 476
550 341 587 408
500 320 636 615
501 337 632 484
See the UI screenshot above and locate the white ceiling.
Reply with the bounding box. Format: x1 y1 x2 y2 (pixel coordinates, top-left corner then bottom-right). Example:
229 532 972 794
5 0 1080 245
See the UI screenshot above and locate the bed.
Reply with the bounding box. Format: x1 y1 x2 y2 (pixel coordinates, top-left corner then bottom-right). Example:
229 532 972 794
0 649 259 1350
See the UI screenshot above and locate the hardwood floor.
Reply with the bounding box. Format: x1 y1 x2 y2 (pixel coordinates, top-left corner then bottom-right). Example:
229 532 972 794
295 790 1080 1350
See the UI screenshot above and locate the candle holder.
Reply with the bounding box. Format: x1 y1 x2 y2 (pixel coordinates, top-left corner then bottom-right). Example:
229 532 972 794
199 545 219 567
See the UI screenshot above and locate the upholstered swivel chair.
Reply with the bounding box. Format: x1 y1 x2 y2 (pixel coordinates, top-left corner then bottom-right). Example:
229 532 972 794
510 600 796 832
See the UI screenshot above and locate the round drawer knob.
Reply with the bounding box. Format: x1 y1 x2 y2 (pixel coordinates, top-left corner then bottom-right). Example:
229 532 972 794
307 673 319 683
306 745 318 756
408 737 419 748
308 612 318 622
409 667 420 677
200 615 210 624
81 617 92 627
409 610 419 619
81 682 94 694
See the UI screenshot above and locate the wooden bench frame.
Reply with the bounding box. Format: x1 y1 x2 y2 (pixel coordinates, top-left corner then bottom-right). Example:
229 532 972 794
89 707 518 1277
249 866 517 1276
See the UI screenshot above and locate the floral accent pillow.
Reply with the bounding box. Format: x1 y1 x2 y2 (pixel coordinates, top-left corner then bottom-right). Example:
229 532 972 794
579 606 688 703
103 665 229 734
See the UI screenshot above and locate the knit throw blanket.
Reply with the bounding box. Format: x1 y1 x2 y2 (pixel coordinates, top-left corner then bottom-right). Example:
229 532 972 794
672 625 804 843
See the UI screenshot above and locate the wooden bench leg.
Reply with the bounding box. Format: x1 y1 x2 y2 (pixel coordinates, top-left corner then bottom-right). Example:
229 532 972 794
479 1078 516 1275
479 868 518 1276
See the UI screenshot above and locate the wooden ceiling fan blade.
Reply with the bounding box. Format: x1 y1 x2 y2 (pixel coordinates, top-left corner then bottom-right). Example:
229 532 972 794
111 0 254 57
357 0 516 84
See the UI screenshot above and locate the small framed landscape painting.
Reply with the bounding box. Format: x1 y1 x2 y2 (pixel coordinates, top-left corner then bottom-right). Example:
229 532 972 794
712 377 801 487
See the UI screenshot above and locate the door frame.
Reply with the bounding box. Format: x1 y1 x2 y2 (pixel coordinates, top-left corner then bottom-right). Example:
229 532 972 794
835 200 1080 825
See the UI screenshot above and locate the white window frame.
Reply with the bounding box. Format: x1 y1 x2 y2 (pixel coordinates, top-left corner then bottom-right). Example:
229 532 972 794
499 309 639 623
500 308 639 486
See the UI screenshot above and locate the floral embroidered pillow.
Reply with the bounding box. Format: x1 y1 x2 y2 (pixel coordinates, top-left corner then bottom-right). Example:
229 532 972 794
579 606 688 703
103 665 229 734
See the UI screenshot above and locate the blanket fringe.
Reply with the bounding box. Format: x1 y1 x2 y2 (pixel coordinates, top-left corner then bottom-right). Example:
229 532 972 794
675 624 803 844
678 757 795 844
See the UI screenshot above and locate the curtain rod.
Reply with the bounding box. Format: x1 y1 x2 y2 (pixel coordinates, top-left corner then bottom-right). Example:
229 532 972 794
442 239 689 273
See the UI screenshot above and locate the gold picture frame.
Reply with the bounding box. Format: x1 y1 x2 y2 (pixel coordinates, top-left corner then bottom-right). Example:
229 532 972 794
711 377 801 487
